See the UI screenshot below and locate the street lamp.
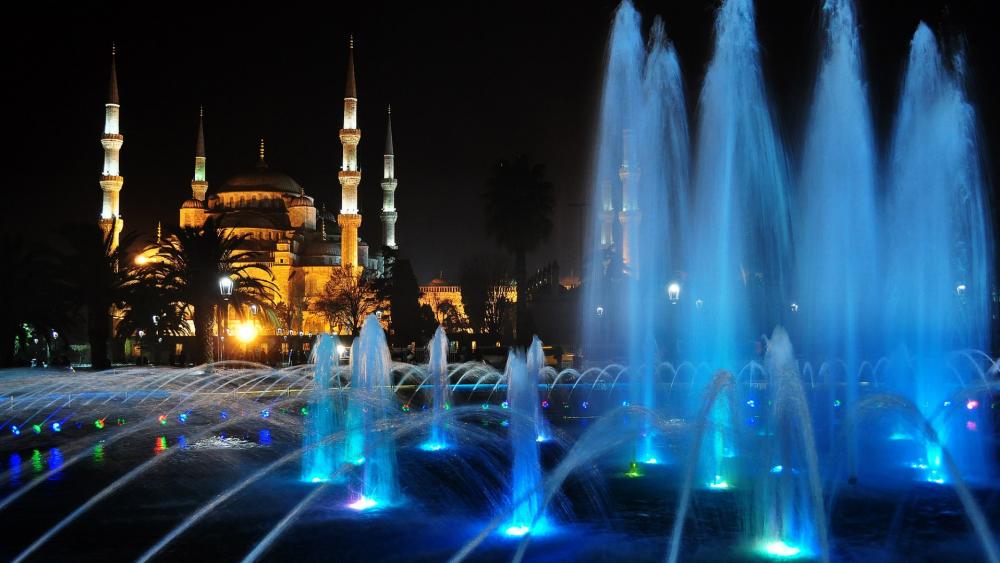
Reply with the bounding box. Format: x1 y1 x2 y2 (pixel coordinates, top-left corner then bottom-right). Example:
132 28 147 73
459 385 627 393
667 282 681 304
790 302 799 313
218 276 234 362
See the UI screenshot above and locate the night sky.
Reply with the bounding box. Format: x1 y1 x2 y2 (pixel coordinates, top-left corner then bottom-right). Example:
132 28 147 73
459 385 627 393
7 0 999 283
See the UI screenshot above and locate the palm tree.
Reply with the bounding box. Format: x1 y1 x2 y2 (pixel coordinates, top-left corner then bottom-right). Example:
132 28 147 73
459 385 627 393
483 155 555 345
0 233 71 367
145 217 277 364
55 221 141 370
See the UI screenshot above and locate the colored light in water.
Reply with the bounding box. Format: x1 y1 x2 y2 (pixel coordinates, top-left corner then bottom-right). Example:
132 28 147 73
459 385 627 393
94 418 105 429
420 442 445 451
746 399 756 408
116 417 126 426
31 449 43 472
966 400 979 410
401 403 411 412
833 400 842 408
178 412 189 423
259 429 271 445
158 415 168 425
501 401 509 409
178 435 187 448
966 421 977 431
761 540 801 558
31 424 41 434
621 400 630 407
93 443 105 463
888 432 912 441
11 425 20 436
48 448 64 479
644 457 658 465
260 409 270 419
51 422 61 432
541 400 549 409
504 525 531 537
770 465 784 474
501 419 510 427
300 406 309 416
582 401 590 409
9 453 22 485
347 496 378 511
481 403 489 410
220 411 229 420
625 461 643 478
154 436 167 454
708 475 730 489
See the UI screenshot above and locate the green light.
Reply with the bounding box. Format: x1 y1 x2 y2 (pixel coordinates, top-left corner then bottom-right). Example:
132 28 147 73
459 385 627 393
32 424 42 434
625 461 643 478
760 540 802 559
94 418 106 429
300 406 309 416
93 443 105 463
31 449 43 472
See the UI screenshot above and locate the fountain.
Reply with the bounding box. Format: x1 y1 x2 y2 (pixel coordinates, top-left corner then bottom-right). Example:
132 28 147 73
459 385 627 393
423 326 451 451
0 0 997 561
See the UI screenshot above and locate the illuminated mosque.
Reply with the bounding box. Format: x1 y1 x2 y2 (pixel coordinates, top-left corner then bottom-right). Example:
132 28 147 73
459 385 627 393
97 39 399 335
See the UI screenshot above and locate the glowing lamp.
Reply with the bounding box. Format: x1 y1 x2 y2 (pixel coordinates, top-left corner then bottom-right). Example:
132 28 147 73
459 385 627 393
595 306 604 318
790 302 799 313
667 282 681 304
135 255 149 266
218 276 234 297
94 419 106 429
236 323 257 343
956 283 967 296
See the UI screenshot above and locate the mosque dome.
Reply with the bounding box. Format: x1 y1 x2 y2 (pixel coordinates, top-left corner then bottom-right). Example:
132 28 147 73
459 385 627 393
289 193 314 207
218 160 303 196
181 198 204 209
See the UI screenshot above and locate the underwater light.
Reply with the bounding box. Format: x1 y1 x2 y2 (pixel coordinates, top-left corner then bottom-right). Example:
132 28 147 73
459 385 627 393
94 418 106 429
401 403 411 412
11 425 20 436
158 415 168 425
481 403 489 410
420 442 446 451
709 475 730 489
347 496 378 511
770 465 783 474
261 409 270 418
536 435 546 442
541 400 550 409
504 525 531 537
967 421 977 431
762 540 801 558
644 457 658 464
966 400 979 410
32 424 41 434
300 406 309 416
625 461 643 478
51 422 61 432
501 401 509 409
178 412 189 423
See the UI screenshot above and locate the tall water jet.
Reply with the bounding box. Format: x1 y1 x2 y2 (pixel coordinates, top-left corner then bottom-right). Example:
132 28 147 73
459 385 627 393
505 349 544 536
687 0 793 371
423 326 450 451
755 327 828 562
301 334 344 482
346 315 400 509
796 0 878 469
883 23 994 481
526 336 551 442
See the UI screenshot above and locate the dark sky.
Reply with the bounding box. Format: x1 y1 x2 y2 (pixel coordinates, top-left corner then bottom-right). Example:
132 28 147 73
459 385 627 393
7 0 999 283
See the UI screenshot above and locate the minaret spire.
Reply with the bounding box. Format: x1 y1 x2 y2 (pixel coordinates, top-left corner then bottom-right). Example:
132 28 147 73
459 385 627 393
99 44 124 249
380 105 398 250
191 107 208 201
338 35 363 271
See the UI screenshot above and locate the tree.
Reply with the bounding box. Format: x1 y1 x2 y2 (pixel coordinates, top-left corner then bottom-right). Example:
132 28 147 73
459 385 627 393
483 282 514 342
0 233 71 367
115 282 190 340
144 217 277 365
54 221 142 370
376 257 424 346
314 266 383 336
436 299 469 334
483 155 554 345
460 254 511 337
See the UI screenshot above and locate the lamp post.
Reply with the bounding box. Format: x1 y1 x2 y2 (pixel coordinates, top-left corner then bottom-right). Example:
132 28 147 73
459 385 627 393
219 276 234 362
667 282 681 305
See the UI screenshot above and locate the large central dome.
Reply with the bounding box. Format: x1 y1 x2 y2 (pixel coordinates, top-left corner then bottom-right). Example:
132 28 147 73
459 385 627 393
218 160 303 195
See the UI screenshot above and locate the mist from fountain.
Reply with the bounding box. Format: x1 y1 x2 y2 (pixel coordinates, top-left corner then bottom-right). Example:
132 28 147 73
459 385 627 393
301 334 344 482
526 336 551 442
423 326 451 451
504 349 544 536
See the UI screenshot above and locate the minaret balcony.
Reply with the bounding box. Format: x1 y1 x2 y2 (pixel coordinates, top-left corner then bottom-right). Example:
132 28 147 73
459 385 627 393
102 133 124 141
100 175 124 186
339 129 361 144
338 170 361 184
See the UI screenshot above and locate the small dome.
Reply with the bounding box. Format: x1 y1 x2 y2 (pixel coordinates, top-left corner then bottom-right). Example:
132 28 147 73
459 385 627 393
181 198 204 209
290 193 314 207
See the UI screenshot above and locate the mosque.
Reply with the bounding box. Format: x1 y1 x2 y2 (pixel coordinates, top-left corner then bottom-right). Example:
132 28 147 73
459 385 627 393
97 39 399 336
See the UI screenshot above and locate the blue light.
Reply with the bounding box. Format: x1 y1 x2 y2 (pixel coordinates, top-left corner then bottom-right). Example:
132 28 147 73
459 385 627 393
770 465 783 474
11 425 20 436
259 429 271 446
260 409 270 419
501 401 509 409
220 410 229 420
51 422 61 432
746 399 756 408
178 412 189 423
420 442 446 452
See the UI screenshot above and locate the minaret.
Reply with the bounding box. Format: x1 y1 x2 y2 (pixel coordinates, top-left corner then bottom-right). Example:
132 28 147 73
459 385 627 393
380 105 398 250
337 35 363 271
191 106 208 201
99 44 124 249
618 129 639 266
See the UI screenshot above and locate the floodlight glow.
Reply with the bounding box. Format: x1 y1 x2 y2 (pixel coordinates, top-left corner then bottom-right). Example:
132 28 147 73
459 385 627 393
761 540 801 558
504 525 531 537
347 496 378 511
236 323 257 343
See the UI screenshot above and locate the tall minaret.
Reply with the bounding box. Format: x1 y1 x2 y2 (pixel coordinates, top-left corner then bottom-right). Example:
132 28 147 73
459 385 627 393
380 106 398 250
191 106 208 201
337 35 362 271
618 129 639 266
99 44 124 249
